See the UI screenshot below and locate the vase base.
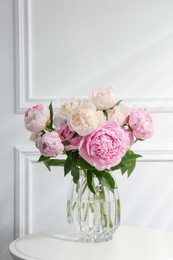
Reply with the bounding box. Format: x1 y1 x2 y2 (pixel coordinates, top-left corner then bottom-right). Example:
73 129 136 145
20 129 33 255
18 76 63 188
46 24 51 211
74 228 119 243
78 236 113 243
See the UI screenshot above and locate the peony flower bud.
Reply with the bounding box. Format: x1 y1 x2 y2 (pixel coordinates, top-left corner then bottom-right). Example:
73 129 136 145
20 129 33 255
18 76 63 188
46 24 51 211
38 131 64 157
128 107 154 139
24 104 50 133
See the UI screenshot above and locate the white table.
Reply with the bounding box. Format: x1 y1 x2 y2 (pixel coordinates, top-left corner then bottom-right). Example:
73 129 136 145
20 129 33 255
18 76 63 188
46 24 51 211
9 226 173 260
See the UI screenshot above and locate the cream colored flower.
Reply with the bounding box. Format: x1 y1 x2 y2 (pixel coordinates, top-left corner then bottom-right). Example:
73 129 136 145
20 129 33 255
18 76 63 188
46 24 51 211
89 87 116 110
68 102 104 136
54 98 83 128
108 105 129 126
30 132 42 142
61 98 82 117
53 110 67 128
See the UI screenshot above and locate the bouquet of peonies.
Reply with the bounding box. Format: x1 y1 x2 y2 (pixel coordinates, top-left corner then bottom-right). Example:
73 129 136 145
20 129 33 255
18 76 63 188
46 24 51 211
24 87 154 193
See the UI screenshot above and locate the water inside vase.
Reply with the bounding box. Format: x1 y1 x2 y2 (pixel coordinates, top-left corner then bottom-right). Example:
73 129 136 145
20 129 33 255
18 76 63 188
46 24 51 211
67 198 120 242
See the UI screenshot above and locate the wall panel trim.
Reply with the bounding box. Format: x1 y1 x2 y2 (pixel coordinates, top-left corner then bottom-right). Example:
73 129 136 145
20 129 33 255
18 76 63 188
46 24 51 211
14 0 173 114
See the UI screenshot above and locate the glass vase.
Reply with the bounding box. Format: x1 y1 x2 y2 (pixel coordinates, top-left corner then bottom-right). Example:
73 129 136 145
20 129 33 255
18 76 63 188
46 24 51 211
67 170 120 242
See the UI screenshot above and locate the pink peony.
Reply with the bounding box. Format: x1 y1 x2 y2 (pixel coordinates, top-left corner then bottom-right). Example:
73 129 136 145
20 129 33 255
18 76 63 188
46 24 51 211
122 128 134 148
38 131 64 157
128 107 154 139
24 104 50 133
79 122 128 171
58 124 82 151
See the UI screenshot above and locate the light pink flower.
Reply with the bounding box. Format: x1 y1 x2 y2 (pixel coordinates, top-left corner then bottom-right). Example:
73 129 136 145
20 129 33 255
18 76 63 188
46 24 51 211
38 131 64 157
122 128 134 148
58 124 73 141
58 124 82 151
53 110 67 128
128 107 154 139
79 122 127 171
24 104 50 133
108 105 129 126
30 132 42 142
90 87 116 110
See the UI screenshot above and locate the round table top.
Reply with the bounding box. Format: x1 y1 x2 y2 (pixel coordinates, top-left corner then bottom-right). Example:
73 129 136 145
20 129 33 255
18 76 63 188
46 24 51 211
9 226 173 260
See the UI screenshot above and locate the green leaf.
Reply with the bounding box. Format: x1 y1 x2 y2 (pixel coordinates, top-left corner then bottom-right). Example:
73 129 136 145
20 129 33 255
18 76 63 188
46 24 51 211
40 130 46 137
127 159 136 177
39 155 65 172
115 99 123 107
125 153 142 160
111 164 123 171
49 101 53 128
103 110 108 120
100 171 115 190
111 150 142 176
71 150 79 162
111 150 141 171
121 164 130 174
45 126 52 132
44 160 51 171
65 150 72 157
94 171 115 191
77 157 95 170
119 150 142 165
48 159 65 167
66 150 79 161
62 140 71 146
136 138 144 142
72 132 79 138
38 155 50 162
120 160 136 177
38 155 52 171
64 157 73 176
87 171 96 194
71 166 80 184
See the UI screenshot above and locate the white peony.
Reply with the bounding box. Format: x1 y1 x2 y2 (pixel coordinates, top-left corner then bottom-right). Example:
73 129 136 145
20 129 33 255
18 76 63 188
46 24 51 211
68 102 105 136
89 87 116 110
107 105 129 126
61 98 82 118
54 98 83 128
53 110 67 128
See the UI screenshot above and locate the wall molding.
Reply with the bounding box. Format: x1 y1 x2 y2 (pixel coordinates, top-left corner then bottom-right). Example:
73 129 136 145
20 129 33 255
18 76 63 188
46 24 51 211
14 0 173 113
14 0 31 114
14 145 173 238
14 146 37 238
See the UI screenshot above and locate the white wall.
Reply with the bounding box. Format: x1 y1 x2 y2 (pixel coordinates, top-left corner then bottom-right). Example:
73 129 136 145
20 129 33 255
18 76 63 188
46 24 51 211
0 1 14 259
0 0 173 259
